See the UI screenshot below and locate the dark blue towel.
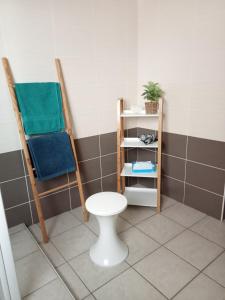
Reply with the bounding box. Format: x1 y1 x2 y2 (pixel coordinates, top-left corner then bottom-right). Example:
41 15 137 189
27 132 76 181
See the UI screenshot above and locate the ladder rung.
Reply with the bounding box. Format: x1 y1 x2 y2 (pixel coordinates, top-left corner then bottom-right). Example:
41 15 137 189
38 180 77 197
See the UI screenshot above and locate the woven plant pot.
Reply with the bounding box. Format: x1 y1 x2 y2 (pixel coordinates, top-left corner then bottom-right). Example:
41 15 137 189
145 101 158 114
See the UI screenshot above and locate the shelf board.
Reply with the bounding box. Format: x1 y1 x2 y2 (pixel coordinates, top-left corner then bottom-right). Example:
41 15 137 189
121 110 159 118
123 185 157 207
121 138 158 149
121 163 157 178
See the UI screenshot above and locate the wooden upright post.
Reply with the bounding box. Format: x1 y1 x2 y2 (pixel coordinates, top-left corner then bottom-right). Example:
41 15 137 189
2 57 49 243
157 98 163 213
55 58 88 222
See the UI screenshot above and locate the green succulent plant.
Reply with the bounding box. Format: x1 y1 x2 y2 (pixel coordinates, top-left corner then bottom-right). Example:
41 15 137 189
141 81 164 101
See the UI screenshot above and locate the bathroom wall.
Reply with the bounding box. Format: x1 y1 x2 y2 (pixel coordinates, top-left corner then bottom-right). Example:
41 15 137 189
137 0 225 219
0 0 225 227
0 0 137 226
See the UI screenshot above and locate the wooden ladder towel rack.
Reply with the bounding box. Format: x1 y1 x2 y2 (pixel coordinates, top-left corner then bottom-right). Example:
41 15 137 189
2 57 88 243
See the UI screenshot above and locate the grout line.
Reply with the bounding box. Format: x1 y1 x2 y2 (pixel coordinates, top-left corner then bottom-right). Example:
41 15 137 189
163 174 224 197
220 183 225 221
5 200 31 211
79 151 117 164
182 135 189 204
98 135 103 192
0 175 26 184
20 149 34 224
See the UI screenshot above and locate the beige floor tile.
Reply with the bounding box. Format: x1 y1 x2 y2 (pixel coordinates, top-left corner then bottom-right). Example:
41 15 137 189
173 273 225 300
162 203 205 227
29 224 42 243
191 217 225 248
165 230 223 270
84 295 95 300
10 229 38 261
41 241 65 267
204 252 225 287
52 225 96 260
94 268 166 300
57 263 90 300
136 214 184 244
161 195 178 211
120 205 156 225
134 247 198 298
23 278 74 300
120 227 160 265
71 207 84 222
9 223 25 235
39 211 81 238
69 252 129 292
15 251 57 297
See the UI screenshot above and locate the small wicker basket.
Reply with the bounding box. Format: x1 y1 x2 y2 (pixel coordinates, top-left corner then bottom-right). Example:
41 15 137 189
145 101 158 114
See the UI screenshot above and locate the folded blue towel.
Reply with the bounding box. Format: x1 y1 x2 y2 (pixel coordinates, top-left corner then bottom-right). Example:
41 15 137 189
27 132 76 181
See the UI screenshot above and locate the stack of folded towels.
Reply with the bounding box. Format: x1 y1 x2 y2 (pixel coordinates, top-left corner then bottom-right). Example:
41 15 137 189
15 82 76 181
132 161 156 173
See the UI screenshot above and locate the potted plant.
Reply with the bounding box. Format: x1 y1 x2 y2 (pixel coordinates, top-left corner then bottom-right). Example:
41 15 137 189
141 81 164 114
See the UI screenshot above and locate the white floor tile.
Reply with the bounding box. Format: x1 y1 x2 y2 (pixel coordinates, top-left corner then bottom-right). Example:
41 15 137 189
136 214 184 244
120 227 160 265
173 273 225 300
191 217 225 248
94 268 166 300
52 225 96 260
120 205 155 225
15 251 57 297
69 252 129 292
57 263 90 300
165 230 223 270
162 203 206 227
134 247 198 298
10 229 38 261
204 252 225 287
41 241 65 267
23 278 74 300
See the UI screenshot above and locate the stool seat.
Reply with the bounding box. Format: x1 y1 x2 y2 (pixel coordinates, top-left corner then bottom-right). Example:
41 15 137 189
85 192 127 216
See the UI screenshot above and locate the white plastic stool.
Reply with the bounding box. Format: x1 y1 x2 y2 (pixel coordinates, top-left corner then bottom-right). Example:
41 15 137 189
85 192 128 267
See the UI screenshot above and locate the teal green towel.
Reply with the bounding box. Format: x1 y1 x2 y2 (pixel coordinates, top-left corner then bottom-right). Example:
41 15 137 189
15 82 65 135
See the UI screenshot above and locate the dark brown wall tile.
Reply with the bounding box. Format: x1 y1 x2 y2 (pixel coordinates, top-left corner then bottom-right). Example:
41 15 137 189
137 127 156 136
100 132 117 155
70 186 80 209
76 135 100 161
186 162 225 195
101 153 117 176
127 128 138 137
6 204 32 227
32 189 70 222
102 174 117 192
185 184 223 219
162 154 185 181
127 148 137 162
83 179 102 198
137 149 156 162
1 177 29 209
137 177 156 188
187 136 225 169
79 158 101 182
162 176 184 202
127 177 138 186
0 150 25 182
162 132 187 158
27 174 68 200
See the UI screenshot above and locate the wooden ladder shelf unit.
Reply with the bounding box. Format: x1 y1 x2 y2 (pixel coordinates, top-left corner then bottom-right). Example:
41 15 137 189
2 57 88 243
117 98 163 212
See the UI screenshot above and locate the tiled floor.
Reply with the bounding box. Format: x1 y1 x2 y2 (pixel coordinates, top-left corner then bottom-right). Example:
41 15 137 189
21 195 225 299
9 224 75 300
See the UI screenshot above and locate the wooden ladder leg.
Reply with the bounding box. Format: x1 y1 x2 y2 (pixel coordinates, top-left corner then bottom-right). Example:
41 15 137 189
157 98 163 213
2 57 49 243
55 58 88 222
